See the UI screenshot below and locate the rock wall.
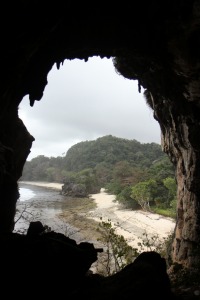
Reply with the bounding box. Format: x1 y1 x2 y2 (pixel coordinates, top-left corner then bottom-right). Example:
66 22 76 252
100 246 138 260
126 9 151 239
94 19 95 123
0 0 200 269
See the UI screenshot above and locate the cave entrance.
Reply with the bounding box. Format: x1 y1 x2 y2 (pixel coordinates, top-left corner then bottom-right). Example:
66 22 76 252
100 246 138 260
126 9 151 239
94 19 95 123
18 56 160 161
16 57 175 258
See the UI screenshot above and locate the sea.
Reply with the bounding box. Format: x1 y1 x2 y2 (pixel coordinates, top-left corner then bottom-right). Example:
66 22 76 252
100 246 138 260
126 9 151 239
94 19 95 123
16 184 84 241
18 186 35 202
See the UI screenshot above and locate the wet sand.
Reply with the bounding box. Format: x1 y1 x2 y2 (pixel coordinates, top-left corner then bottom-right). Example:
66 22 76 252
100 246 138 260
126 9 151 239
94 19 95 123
16 182 84 242
16 181 175 249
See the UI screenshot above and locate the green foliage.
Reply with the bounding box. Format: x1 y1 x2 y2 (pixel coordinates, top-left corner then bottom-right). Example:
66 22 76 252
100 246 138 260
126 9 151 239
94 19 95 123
128 175 177 213
96 218 171 276
137 231 167 255
94 162 112 186
130 179 157 211
96 218 139 275
21 135 167 182
159 177 177 215
20 135 176 213
163 177 176 192
63 168 101 194
169 199 177 218
116 186 140 209
105 180 123 196
113 160 132 180
148 156 175 180
21 154 64 182
152 207 176 219
163 177 177 202
75 168 100 194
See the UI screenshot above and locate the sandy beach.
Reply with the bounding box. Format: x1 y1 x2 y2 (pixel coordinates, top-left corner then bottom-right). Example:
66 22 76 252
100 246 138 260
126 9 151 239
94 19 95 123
19 181 63 190
17 181 175 249
88 188 175 248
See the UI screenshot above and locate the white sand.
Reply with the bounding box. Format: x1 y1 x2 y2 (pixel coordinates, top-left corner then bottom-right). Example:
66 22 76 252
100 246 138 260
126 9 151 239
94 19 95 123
88 188 175 248
19 182 175 248
19 181 63 190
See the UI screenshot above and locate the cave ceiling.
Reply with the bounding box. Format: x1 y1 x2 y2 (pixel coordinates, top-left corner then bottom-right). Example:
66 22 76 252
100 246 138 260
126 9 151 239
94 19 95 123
1 2 200 268
2 0 200 111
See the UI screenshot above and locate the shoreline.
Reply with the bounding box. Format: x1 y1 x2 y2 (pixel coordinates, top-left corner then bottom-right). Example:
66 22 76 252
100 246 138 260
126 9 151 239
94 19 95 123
19 180 63 191
89 188 175 248
18 181 175 248
16 181 84 242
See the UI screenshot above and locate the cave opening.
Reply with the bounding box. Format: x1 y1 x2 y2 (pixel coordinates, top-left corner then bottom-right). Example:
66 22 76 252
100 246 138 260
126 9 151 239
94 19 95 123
1 2 200 296
18 56 161 161
15 56 176 271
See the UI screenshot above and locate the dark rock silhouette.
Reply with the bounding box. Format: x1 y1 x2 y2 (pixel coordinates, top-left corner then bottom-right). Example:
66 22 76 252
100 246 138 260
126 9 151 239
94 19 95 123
73 251 176 300
1 1 200 296
1 222 176 299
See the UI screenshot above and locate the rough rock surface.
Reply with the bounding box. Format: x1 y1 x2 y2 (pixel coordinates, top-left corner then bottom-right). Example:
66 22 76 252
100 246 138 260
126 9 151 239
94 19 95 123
1 221 176 299
0 0 200 296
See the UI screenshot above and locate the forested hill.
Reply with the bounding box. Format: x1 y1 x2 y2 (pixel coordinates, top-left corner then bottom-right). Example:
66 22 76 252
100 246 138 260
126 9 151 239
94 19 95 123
21 135 176 211
21 135 167 181
62 135 165 172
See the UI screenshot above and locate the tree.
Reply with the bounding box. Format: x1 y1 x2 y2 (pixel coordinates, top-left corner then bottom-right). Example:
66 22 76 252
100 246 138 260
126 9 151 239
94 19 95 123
163 177 177 204
116 186 139 210
113 161 132 180
163 177 177 215
96 218 139 275
130 179 157 211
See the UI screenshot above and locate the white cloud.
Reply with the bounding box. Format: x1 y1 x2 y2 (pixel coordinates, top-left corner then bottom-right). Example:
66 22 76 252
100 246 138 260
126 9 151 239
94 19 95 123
19 56 161 160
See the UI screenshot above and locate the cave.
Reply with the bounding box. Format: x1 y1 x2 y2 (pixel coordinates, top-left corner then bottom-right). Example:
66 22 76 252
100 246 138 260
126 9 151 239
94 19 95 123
1 0 200 298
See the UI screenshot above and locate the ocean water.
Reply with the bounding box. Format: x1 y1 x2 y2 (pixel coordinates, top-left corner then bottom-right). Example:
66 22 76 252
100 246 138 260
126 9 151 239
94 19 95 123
15 185 84 242
18 187 35 201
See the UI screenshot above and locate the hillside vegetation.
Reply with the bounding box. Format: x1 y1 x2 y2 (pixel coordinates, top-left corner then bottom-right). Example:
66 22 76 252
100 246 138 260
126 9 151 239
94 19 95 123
21 135 176 217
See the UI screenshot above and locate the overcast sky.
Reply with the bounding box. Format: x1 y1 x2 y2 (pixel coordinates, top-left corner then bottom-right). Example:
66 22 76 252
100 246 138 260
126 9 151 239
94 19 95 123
18 57 161 161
